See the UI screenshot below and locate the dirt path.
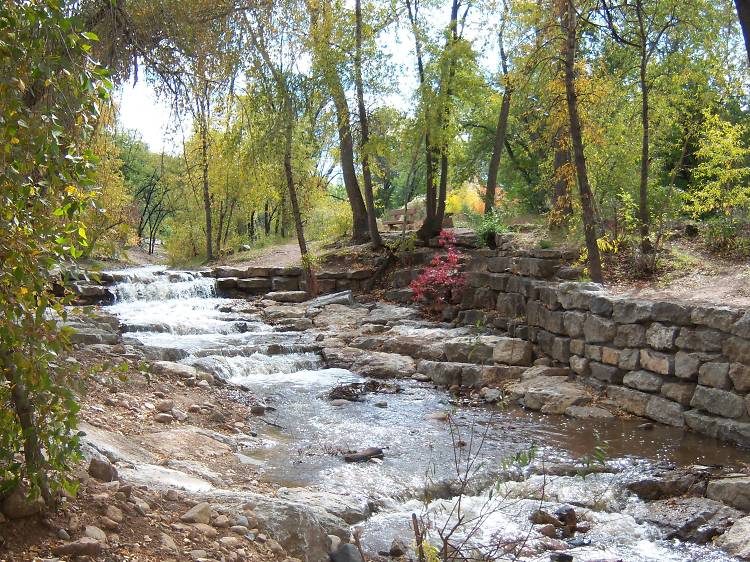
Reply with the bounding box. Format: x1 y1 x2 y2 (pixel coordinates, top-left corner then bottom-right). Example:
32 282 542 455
221 241 300 268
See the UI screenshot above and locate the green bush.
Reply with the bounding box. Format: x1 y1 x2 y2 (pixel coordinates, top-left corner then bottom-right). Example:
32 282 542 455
473 209 509 247
703 217 750 257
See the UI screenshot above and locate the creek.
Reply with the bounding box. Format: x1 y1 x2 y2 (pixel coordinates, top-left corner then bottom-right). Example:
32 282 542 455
104 265 750 561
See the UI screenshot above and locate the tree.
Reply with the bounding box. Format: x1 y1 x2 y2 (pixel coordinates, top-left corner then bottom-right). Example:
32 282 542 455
735 0 750 64
246 6 319 295
485 0 513 214
0 0 109 501
308 0 371 243
355 0 383 248
560 0 603 282
600 0 679 256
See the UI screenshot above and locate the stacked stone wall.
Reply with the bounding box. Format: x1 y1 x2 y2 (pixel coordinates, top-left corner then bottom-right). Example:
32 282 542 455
388 235 750 446
211 266 375 296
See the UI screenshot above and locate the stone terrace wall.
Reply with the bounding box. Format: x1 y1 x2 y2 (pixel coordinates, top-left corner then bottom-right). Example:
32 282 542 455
388 234 750 447
211 266 375 297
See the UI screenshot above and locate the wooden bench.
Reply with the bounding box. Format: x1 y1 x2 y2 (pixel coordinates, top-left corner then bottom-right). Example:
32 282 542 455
383 208 418 231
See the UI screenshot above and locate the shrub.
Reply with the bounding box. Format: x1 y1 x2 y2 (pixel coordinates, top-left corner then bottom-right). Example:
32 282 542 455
307 198 353 242
474 209 509 247
410 230 467 306
703 217 750 257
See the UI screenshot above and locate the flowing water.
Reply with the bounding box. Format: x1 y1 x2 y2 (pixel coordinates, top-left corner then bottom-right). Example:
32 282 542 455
105 266 750 561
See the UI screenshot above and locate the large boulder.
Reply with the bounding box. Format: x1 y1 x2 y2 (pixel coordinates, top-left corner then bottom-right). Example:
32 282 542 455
707 476 750 512
350 351 416 379
631 496 741 543
1 486 45 519
506 376 591 415
244 493 349 562
716 516 750 560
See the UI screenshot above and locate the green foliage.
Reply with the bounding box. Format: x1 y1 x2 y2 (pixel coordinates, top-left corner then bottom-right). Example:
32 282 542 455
690 110 750 217
473 209 509 247
307 198 353 243
0 0 109 498
702 217 750 257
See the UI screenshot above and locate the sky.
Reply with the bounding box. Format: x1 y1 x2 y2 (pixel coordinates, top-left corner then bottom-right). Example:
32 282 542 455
118 80 183 155
116 4 498 155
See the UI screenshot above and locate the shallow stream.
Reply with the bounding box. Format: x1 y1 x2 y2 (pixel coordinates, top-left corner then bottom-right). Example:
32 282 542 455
105 266 750 561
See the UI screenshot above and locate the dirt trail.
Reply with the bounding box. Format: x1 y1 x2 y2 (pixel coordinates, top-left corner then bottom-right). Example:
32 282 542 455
224 242 302 268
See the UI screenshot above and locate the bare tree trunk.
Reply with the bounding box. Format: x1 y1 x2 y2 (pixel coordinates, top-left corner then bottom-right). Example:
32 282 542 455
551 127 573 223
561 0 603 283
417 0 459 241
252 30 318 295
355 0 382 249
736 0 750 65
328 76 370 243
637 31 652 253
2 355 51 504
485 8 512 214
199 88 213 261
406 0 437 241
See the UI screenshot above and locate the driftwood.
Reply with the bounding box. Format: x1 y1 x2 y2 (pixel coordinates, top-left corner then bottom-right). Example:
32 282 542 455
343 447 384 463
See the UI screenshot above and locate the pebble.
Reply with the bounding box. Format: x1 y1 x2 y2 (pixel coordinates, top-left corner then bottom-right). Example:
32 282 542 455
173 408 188 421
219 536 241 548
99 516 119 530
105 505 123 523
328 534 342 553
155 399 174 413
181 502 212 524
154 413 174 423
84 525 107 543
192 523 218 538
88 458 118 482
213 514 230 528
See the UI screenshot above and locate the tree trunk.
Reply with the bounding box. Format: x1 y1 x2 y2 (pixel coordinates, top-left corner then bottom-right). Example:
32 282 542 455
252 31 318 295
2 355 51 504
485 90 512 214
199 91 213 261
736 0 750 65
561 0 603 283
406 0 438 241
355 0 382 249
637 37 653 254
551 127 573 223
417 0 459 241
485 14 512 215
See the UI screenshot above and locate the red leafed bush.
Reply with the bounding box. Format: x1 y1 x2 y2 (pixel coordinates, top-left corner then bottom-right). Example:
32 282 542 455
410 230 467 305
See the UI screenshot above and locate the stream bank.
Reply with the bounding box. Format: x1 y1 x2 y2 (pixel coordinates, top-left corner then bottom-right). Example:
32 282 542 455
4 265 750 561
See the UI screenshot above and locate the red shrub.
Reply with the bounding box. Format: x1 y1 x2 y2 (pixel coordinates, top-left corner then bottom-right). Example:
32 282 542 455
410 230 467 305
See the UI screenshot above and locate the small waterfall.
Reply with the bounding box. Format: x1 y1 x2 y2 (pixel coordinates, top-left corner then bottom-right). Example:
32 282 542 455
107 266 216 302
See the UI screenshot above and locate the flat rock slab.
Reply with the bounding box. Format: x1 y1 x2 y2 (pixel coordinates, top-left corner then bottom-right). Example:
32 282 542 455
313 304 370 329
267 291 309 303
142 427 233 460
323 348 416 378
630 496 742 543
506 376 592 414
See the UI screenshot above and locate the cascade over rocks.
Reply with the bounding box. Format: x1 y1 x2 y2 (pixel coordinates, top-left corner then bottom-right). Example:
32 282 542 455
51 263 750 562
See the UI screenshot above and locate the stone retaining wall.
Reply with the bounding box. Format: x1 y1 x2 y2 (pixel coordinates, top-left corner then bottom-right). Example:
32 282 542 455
211 266 375 297
388 235 750 447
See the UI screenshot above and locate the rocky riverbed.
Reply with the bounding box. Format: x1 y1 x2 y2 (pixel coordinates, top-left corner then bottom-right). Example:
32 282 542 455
5 265 750 562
